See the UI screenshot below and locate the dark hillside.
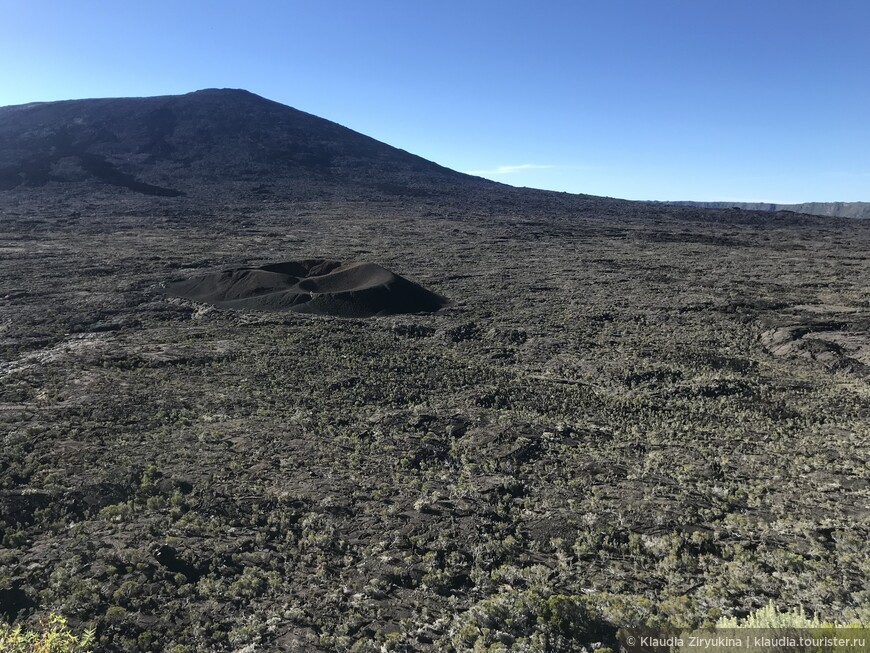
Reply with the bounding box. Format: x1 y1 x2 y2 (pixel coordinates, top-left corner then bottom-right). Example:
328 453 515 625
0 89 482 199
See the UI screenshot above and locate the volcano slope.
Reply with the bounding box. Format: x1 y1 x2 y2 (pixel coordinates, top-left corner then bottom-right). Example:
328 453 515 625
0 88 477 202
2 188 869 652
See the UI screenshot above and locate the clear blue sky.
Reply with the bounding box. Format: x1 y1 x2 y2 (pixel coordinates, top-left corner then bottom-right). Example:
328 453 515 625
2 0 868 202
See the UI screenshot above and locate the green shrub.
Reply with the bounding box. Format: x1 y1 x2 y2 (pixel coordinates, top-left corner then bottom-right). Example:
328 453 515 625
717 600 864 629
673 602 869 653
447 589 614 652
0 614 95 652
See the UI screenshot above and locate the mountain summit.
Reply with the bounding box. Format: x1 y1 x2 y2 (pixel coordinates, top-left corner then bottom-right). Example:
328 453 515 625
0 89 480 199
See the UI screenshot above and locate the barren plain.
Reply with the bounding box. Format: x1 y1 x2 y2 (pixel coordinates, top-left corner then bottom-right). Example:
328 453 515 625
2 187 869 652
1 89 870 652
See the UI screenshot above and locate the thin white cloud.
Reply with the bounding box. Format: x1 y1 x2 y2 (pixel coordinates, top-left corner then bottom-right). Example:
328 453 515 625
465 164 554 175
710 196 797 205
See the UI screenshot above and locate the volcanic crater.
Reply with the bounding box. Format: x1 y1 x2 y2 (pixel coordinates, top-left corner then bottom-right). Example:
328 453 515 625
164 258 449 317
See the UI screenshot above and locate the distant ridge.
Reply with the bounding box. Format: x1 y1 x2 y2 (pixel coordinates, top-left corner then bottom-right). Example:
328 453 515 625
669 201 870 220
0 88 486 199
1 89 863 218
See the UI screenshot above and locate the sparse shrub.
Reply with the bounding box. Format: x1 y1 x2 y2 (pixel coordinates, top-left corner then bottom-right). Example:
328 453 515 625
446 589 615 652
672 602 869 653
0 614 95 652
716 600 863 629
98 502 133 521
229 567 268 599
104 605 127 624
